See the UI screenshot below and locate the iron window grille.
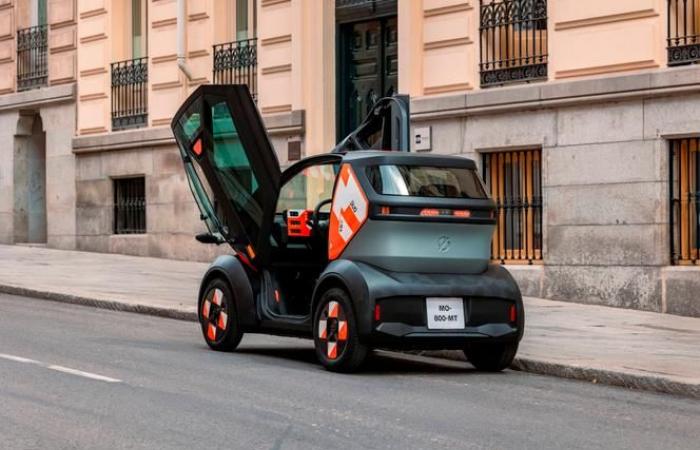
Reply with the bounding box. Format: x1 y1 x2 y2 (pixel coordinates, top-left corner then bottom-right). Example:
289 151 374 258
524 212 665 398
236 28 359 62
111 57 148 131
213 38 257 101
479 0 548 88
113 177 146 235
483 149 543 264
668 0 700 65
17 25 48 91
670 139 700 265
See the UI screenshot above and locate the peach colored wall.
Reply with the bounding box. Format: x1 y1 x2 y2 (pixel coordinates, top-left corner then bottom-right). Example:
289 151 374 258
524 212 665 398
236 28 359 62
149 0 183 128
0 0 76 95
297 0 335 154
77 0 111 135
421 0 477 95
398 0 423 97
549 0 666 79
0 0 16 94
258 0 293 115
48 0 78 86
70 0 679 140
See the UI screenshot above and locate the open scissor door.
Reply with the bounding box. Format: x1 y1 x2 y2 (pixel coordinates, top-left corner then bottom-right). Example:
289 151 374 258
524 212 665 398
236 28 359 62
171 85 281 265
333 95 410 153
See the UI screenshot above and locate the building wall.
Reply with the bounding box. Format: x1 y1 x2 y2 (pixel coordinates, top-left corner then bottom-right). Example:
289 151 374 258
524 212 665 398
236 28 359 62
0 0 77 248
0 1 696 316
412 65 700 317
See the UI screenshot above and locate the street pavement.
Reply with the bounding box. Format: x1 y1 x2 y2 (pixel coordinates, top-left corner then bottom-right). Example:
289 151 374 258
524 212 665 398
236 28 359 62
0 244 699 397
1 293 699 450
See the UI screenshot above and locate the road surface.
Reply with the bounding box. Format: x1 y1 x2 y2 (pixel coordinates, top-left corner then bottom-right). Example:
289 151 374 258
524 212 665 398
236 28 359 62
0 293 698 450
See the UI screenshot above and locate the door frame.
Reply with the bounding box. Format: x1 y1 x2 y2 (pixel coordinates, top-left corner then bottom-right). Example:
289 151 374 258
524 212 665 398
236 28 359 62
335 0 398 141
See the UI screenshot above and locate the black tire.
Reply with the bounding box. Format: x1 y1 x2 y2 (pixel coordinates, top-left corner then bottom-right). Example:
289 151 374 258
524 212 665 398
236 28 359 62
199 278 243 352
313 288 368 373
464 342 518 372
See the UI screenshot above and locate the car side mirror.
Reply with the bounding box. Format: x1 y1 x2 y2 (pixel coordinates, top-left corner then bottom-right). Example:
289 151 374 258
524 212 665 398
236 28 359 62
195 233 223 245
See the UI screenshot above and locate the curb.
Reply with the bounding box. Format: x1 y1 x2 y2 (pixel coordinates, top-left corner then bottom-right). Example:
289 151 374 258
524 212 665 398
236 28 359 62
0 284 196 322
420 349 700 399
2 283 698 399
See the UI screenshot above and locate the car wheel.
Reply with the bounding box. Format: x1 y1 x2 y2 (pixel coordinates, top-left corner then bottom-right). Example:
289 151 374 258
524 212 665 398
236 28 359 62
313 288 368 373
464 342 518 372
199 278 243 352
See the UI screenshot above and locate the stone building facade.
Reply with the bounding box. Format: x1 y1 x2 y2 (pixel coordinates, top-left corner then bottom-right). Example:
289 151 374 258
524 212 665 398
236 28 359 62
0 0 77 249
0 0 699 317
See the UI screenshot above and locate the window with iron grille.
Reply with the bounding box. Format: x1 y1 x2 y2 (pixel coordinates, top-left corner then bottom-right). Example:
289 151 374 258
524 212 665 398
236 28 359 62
111 57 148 131
483 149 543 264
113 177 146 235
213 38 258 101
670 139 700 265
668 0 700 65
16 25 48 91
479 0 548 87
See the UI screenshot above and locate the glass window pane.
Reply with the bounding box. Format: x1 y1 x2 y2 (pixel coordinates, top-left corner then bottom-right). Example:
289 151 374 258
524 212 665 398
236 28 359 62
38 0 47 25
366 165 488 199
207 99 264 243
277 164 338 213
132 0 144 58
236 0 248 40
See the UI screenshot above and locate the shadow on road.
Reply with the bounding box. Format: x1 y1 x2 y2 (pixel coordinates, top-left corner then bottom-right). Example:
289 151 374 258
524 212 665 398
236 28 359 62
235 345 479 376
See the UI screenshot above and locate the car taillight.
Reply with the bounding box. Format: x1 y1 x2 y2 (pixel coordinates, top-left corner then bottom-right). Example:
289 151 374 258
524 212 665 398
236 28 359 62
420 208 440 217
374 304 381 322
453 210 471 218
509 304 517 323
379 206 391 215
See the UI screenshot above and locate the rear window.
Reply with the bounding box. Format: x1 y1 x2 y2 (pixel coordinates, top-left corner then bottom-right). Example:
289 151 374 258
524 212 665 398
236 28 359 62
366 165 488 199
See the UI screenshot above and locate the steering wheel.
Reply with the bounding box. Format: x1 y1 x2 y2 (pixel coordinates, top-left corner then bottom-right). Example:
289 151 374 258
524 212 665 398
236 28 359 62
311 198 333 238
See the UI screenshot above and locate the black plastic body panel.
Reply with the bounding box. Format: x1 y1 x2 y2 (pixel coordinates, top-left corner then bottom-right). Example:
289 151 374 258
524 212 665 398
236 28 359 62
199 254 257 330
313 260 524 349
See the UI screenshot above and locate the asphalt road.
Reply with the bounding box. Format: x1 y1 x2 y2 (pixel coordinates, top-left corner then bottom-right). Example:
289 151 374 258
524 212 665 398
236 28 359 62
1 293 698 450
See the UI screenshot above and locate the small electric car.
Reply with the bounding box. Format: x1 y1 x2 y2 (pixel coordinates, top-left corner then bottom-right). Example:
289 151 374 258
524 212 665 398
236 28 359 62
171 85 524 372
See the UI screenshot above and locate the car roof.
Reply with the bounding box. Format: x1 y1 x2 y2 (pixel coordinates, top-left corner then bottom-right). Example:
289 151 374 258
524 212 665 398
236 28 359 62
339 150 478 170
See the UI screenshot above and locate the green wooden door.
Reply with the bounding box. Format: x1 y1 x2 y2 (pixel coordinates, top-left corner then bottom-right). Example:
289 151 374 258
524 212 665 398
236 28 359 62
338 15 398 140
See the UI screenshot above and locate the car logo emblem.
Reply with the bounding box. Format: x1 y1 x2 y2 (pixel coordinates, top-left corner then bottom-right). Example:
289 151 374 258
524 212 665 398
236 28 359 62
437 236 451 253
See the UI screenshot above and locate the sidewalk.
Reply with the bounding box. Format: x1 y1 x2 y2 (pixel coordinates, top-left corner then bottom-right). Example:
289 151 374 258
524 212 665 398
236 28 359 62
1 244 698 398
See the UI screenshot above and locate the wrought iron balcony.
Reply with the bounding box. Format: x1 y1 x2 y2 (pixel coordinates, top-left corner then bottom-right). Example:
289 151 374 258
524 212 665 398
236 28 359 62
479 0 548 88
213 38 257 100
17 25 48 91
111 57 148 131
668 0 700 65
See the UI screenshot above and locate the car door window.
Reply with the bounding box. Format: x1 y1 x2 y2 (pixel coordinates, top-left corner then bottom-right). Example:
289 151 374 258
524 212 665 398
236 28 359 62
209 100 263 232
172 85 281 263
277 163 338 213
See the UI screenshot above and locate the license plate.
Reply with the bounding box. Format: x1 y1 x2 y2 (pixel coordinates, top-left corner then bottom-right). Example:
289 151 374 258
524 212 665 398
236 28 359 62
426 297 465 330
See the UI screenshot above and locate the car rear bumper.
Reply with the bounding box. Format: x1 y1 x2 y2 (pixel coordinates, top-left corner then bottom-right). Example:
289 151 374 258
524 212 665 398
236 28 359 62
370 322 519 350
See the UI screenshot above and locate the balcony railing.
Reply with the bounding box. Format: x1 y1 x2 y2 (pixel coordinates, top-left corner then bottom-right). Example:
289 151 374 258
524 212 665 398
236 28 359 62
670 138 700 265
479 0 548 87
111 57 148 131
17 25 48 91
213 38 257 100
668 0 700 65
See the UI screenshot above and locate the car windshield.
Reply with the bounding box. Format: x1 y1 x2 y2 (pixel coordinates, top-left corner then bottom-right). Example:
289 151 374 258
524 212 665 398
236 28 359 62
366 165 488 199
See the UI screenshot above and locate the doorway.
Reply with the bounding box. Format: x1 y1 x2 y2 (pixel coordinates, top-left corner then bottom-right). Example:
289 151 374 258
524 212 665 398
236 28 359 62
13 113 47 244
336 0 398 140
